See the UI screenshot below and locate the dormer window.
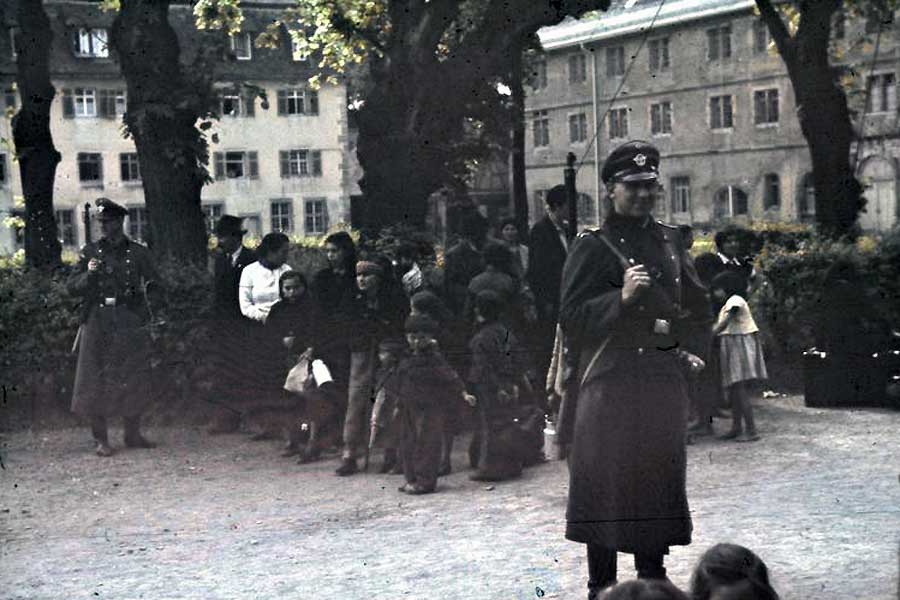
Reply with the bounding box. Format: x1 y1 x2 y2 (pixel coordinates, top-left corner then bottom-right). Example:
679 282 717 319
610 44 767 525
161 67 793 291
72 28 109 58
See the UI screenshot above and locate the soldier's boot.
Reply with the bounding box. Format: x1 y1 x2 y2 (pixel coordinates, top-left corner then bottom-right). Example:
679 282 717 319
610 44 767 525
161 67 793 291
124 416 157 449
379 448 398 474
438 434 453 476
335 456 358 476
586 544 617 600
634 553 667 581
92 416 114 457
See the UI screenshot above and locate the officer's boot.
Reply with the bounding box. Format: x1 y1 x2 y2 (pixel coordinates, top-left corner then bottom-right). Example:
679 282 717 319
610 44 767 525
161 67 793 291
91 416 114 457
586 544 617 600
634 553 667 581
438 432 453 476
124 415 157 449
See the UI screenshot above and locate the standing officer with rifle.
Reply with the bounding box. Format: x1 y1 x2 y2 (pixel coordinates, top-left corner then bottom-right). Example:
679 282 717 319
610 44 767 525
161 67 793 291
68 198 165 457
558 141 709 597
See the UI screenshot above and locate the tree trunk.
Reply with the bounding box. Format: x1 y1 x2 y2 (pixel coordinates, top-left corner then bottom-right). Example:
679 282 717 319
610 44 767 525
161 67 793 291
111 0 208 263
12 0 62 269
510 45 529 235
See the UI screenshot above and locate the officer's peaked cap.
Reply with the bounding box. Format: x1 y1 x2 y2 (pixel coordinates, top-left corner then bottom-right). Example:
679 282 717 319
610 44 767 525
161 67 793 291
601 140 660 185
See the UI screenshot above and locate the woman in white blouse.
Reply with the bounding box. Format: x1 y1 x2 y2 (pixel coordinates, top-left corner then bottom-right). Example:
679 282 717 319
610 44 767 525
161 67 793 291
239 233 294 323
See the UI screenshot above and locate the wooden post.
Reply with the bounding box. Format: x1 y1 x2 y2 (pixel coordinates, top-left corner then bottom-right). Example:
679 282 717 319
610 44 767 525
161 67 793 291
565 152 577 238
82 202 92 245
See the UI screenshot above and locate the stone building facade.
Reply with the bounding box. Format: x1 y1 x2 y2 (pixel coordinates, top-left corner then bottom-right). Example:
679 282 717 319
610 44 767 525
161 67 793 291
528 0 900 232
0 0 357 255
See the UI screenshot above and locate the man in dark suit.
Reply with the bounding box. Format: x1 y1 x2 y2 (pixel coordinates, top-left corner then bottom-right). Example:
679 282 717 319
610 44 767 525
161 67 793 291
207 215 257 434
526 185 573 382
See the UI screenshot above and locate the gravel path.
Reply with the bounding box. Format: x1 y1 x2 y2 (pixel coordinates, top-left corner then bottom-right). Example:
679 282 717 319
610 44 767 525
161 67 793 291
1 396 898 599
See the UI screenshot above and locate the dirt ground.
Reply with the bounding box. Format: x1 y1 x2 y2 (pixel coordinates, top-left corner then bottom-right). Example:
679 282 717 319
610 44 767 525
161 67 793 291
1 396 898 600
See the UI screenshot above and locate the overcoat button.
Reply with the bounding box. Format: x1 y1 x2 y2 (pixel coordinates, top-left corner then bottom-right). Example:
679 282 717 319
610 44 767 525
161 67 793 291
637 347 645 355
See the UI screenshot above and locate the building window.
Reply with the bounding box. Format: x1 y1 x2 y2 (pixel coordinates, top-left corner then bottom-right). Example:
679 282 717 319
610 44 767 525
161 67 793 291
606 46 625 77
753 20 769 54
74 88 96 117
568 113 588 143
4 88 17 110
77 153 103 184
72 28 109 58
710 95 734 129
707 25 732 61
56 209 76 246
202 203 224 234
670 176 691 214
304 198 328 235
799 173 816 220
280 149 322 178
569 53 587 84
577 193 596 225
222 94 242 117
277 89 319 116
532 110 550 147
213 151 259 180
650 101 673 135
649 38 670 72
97 89 125 118
764 173 781 210
530 59 548 90
866 73 897 113
713 185 748 219
120 153 141 182
609 107 628 139
753 89 779 125
271 200 293 233
230 33 252 60
127 207 147 242
290 38 307 62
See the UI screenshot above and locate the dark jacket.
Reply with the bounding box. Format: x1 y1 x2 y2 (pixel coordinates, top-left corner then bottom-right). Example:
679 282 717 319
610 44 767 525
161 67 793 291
339 284 409 353
527 215 571 321
313 267 356 317
443 241 484 317
212 245 257 319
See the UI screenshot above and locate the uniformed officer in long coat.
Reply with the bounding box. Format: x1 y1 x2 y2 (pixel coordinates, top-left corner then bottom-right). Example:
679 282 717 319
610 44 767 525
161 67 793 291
558 141 709 597
68 198 164 457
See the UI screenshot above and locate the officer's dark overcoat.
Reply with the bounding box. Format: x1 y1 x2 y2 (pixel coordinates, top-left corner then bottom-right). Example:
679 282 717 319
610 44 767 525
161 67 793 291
559 212 709 555
68 236 161 418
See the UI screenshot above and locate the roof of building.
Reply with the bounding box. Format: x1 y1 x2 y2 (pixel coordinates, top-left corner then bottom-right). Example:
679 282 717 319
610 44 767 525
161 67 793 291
538 0 755 50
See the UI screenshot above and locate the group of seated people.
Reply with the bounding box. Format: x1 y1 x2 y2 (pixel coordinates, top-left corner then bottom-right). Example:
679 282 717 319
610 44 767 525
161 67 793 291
207 218 549 495
600 543 780 600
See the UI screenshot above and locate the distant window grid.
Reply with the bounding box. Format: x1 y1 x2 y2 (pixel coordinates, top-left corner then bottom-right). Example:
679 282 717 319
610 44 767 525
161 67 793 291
609 107 629 139
277 89 319 116
650 101 673 135
222 94 242 117
568 113 588 144
304 198 328 235
866 73 897 113
56 209 76 246
800 174 816 218
96 89 126 118
753 89 779 125
74 28 108 58
280 149 322 178
213 151 259 180
74 88 96 117
707 25 732 61
606 46 625 77
710 95 734 129
531 59 548 90
127 207 147 242
202 204 224 234
569 53 587 84
271 200 293 233
714 185 748 218
290 38 307 62
230 33 252 60
671 176 691 214
753 20 770 54
532 110 550 147
648 38 670 72
77 153 103 183
764 173 781 209
120 153 141 182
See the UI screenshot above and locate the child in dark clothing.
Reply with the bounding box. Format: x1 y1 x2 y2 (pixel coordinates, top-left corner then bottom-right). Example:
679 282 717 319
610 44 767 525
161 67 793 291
388 314 475 495
370 338 407 474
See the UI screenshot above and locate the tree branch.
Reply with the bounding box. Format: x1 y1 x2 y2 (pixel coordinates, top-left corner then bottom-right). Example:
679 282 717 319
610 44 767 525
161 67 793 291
327 1 386 54
754 0 796 65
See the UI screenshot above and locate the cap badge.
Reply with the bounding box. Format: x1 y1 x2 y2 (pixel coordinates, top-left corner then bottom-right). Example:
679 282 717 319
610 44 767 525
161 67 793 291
633 154 647 167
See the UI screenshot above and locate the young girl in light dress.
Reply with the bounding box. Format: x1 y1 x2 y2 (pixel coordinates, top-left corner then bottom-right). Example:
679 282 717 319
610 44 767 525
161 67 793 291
710 271 768 442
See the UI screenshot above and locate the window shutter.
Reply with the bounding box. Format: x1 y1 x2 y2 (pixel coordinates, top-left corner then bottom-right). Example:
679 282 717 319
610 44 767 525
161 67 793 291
312 151 322 176
97 154 104 181
277 90 287 115
62 89 75 118
248 151 259 179
279 151 289 178
309 91 319 115
244 94 255 117
70 30 80 55
213 152 225 180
